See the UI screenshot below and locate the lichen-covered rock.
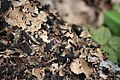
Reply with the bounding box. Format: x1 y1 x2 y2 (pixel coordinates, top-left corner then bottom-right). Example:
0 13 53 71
0 0 120 80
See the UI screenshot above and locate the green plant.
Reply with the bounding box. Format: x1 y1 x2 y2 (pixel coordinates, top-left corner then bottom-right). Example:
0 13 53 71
90 26 120 63
84 4 120 63
87 8 120 63
104 11 120 36
113 3 120 12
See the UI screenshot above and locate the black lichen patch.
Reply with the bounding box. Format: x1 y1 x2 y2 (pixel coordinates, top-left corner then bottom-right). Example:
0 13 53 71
51 74 63 80
79 73 86 80
44 41 54 53
45 69 53 78
18 42 32 55
7 66 14 75
71 24 83 37
0 42 6 51
7 33 14 41
0 0 12 13
102 67 110 75
54 53 67 64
